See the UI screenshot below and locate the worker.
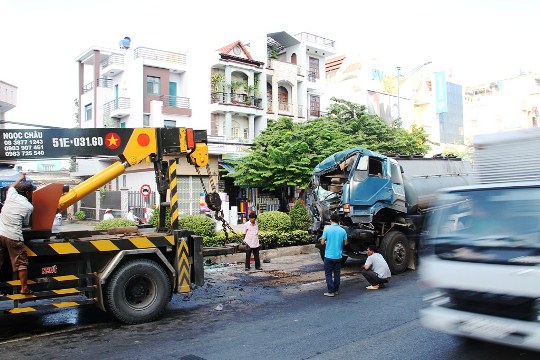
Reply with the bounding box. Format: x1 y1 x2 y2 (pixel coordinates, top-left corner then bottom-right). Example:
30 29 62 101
103 209 114 221
126 208 142 224
0 173 36 295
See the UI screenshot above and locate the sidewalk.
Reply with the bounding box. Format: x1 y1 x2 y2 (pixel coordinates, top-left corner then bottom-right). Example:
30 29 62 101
53 220 318 262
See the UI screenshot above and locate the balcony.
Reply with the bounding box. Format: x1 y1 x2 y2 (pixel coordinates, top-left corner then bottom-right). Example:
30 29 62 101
103 97 130 118
82 78 113 94
160 95 191 116
134 47 187 73
211 92 262 108
294 32 336 56
101 54 124 76
0 80 16 112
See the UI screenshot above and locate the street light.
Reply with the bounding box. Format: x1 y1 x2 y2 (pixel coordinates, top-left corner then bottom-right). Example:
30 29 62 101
396 66 401 120
396 61 432 122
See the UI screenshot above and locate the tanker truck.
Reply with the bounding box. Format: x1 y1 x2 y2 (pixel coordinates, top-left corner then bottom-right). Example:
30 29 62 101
307 147 472 274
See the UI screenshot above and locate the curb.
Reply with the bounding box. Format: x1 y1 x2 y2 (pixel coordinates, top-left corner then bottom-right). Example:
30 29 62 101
205 244 320 263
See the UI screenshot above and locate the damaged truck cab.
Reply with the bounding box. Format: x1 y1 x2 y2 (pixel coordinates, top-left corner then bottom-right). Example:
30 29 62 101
308 147 472 274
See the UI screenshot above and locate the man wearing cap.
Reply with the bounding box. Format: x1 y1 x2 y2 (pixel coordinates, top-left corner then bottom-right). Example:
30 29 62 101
0 172 35 295
103 209 114 221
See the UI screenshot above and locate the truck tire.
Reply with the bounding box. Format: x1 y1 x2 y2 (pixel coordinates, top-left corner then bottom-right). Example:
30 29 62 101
105 258 172 324
380 231 410 274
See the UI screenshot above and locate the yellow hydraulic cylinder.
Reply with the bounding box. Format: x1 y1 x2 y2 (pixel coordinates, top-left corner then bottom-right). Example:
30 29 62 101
58 161 128 211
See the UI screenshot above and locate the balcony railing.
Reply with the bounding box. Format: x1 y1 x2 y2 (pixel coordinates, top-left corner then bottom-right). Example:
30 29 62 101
295 32 336 48
211 92 262 107
82 78 113 93
307 71 318 82
103 97 130 115
134 47 186 65
278 102 291 112
101 54 124 69
309 110 327 118
160 95 190 109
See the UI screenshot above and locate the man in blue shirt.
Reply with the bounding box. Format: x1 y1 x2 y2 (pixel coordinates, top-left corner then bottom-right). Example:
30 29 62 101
320 213 348 297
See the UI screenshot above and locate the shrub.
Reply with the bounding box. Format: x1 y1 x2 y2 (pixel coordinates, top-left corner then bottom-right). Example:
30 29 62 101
289 200 312 231
257 211 291 232
288 230 310 245
74 211 86 220
149 207 170 228
95 218 137 230
207 230 243 247
178 215 216 239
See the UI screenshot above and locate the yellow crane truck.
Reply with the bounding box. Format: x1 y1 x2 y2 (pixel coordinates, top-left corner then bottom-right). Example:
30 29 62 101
0 127 223 324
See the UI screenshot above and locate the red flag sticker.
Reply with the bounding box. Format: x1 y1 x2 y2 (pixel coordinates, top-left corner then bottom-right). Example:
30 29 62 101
105 132 121 150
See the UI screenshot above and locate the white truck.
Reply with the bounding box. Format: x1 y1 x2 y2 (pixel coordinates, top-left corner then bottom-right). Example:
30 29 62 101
419 127 540 351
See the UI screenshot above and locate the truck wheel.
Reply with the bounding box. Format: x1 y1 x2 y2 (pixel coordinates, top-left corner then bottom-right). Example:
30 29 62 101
105 258 172 324
380 231 410 274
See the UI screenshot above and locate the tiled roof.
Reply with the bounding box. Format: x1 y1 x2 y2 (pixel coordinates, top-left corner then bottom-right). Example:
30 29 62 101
326 55 346 72
217 40 254 60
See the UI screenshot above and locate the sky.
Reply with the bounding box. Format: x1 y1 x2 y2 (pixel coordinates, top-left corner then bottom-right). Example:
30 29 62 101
2 0 540 128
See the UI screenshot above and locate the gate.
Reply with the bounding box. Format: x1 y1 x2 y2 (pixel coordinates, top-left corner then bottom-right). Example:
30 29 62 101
128 191 156 220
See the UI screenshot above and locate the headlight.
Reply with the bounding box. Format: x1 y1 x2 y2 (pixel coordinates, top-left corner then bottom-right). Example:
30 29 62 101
343 204 350 213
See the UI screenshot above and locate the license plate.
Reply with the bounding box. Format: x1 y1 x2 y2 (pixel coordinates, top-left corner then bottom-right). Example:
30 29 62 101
457 317 517 339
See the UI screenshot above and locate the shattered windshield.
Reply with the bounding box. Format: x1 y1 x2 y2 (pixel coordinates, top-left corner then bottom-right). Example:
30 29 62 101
426 187 540 249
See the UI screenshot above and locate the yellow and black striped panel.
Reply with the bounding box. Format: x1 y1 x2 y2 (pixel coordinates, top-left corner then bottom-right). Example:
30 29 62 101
0 274 93 289
175 240 191 293
25 235 174 257
169 159 179 229
5 299 95 314
0 286 94 301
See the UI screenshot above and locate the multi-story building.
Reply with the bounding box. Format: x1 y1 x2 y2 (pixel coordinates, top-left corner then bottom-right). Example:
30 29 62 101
463 72 540 144
324 55 465 154
75 41 218 217
73 31 336 218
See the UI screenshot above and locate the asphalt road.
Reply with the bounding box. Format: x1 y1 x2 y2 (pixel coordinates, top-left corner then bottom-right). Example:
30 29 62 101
0 252 538 360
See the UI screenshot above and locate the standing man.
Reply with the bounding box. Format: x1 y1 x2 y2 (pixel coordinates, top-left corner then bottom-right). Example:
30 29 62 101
243 212 261 271
320 213 348 297
360 245 391 290
0 173 36 295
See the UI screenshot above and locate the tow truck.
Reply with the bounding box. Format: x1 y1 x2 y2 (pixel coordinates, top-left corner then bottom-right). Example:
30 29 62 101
0 127 235 324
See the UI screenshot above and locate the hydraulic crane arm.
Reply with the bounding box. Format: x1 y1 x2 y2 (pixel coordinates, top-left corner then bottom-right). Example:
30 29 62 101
0 127 208 231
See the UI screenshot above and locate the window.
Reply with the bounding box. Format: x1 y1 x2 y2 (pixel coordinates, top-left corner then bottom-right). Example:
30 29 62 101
122 175 127 188
147 76 160 95
232 127 240 138
243 128 249 139
120 122 126 128
84 103 93 121
164 119 176 128
143 114 150 126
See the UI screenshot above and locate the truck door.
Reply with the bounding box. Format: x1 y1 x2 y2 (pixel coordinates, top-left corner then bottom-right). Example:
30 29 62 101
349 155 391 206
389 159 406 212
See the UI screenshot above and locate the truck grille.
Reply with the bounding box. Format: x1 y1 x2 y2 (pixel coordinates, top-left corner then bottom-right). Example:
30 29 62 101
445 289 536 321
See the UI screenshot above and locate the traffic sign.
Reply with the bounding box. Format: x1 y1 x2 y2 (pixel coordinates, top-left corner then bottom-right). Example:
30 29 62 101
140 184 151 198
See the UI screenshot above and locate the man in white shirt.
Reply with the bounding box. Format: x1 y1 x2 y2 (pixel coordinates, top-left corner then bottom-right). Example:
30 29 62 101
361 245 391 290
0 173 35 295
126 208 141 224
103 209 114 221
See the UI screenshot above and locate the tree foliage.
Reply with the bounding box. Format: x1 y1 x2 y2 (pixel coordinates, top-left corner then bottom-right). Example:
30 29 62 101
227 97 430 190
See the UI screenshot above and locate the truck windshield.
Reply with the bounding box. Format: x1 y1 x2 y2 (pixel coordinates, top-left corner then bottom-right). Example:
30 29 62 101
425 187 540 250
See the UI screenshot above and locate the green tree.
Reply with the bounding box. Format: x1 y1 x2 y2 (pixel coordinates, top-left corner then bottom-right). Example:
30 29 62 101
227 97 430 190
